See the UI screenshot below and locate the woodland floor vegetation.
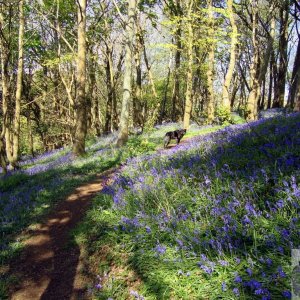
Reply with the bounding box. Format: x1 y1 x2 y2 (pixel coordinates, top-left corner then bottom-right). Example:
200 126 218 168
73 113 300 300
0 122 217 298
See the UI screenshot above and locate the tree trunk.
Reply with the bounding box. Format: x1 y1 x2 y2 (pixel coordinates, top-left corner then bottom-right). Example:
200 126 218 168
73 0 87 156
116 0 136 147
104 45 113 133
287 36 300 109
246 0 259 120
247 10 275 120
206 0 215 124
160 48 173 122
222 0 237 111
183 1 194 129
9 0 24 167
171 0 182 122
273 0 289 108
133 19 143 128
267 58 273 109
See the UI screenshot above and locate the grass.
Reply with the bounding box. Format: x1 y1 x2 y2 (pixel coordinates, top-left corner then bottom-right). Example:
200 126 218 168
0 122 219 298
73 114 299 299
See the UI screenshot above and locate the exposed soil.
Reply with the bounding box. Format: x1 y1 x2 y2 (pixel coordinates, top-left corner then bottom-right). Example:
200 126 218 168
8 168 117 300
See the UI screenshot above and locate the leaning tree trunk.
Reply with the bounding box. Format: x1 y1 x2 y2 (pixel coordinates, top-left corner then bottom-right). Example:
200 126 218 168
73 0 87 156
206 0 215 124
116 0 136 147
183 0 194 129
222 0 237 111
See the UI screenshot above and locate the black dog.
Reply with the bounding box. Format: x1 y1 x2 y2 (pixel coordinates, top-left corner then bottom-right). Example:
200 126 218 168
164 129 187 148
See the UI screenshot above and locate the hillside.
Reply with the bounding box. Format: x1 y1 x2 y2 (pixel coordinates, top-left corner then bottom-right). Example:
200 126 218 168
74 113 300 299
1 114 299 299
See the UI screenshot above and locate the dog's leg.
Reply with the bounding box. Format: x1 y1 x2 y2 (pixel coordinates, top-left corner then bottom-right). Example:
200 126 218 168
164 136 170 148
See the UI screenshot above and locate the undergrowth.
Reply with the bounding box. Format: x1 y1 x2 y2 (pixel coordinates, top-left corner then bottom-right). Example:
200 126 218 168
74 114 300 299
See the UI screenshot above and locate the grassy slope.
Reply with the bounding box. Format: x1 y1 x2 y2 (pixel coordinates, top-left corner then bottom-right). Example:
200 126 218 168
0 123 216 298
74 114 300 300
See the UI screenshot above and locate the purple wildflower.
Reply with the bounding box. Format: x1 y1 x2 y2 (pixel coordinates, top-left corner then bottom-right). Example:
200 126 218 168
282 290 292 299
232 287 239 296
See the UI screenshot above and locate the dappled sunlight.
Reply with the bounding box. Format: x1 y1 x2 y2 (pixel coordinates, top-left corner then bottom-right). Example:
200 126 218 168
88 114 300 299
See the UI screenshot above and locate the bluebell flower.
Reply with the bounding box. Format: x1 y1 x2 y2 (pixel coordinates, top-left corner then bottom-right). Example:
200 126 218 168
234 275 242 283
282 290 292 299
154 244 166 255
232 287 239 296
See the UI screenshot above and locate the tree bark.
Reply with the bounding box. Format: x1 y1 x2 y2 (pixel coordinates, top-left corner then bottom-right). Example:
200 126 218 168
273 0 289 108
287 36 300 109
222 0 237 111
183 0 194 129
73 0 87 156
206 0 215 124
246 0 259 121
10 0 25 167
116 0 136 147
171 0 182 121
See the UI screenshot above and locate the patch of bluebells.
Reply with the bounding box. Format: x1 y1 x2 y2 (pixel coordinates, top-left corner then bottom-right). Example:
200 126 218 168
102 113 300 298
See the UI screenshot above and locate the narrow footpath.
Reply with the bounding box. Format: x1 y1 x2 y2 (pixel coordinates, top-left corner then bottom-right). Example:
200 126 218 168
8 168 117 300
8 139 189 300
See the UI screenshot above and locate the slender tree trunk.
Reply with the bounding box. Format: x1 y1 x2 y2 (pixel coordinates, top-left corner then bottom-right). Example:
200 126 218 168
287 36 300 109
230 73 239 109
273 0 289 108
172 0 182 121
267 58 273 109
10 0 25 167
73 0 87 155
294 75 300 111
133 19 143 128
222 0 237 111
142 37 160 129
206 0 215 124
247 11 275 120
246 0 259 120
183 1 194 129
160 48 173 122
27 112 34 157
116 0 136 147
104 45 113 133
0 42 10 172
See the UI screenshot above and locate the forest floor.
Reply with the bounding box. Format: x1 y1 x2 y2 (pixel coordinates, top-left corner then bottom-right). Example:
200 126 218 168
7 140 186 300
8 167 118 300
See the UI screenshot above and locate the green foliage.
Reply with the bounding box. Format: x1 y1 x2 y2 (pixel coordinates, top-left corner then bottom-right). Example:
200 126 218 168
125 137 157 158
0 173 28 192
215 105 232 125
237 104 251 120
230 112 246 125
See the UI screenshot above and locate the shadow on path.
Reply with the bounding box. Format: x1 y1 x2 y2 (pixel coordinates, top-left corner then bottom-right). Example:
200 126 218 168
9 168 117 300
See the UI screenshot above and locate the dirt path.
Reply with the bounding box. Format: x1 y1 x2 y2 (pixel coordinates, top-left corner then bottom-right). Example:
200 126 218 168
8 168 117 300
7 139 191 300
